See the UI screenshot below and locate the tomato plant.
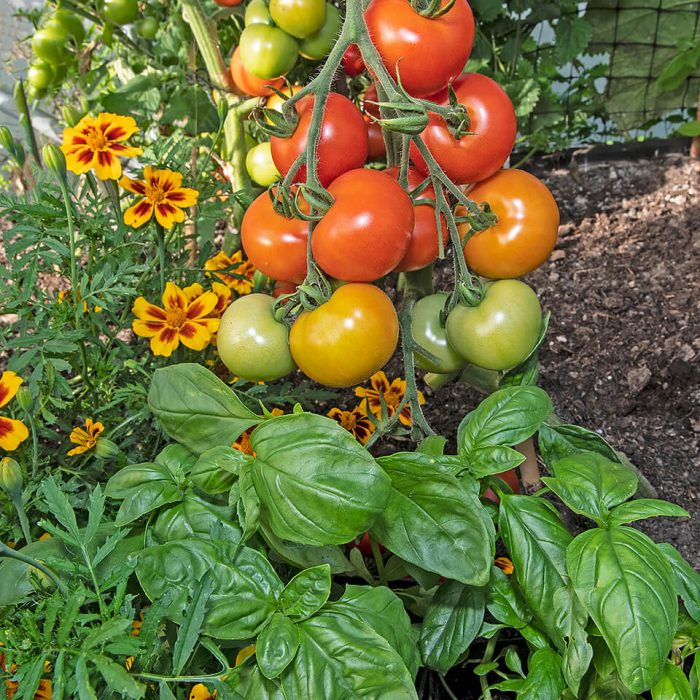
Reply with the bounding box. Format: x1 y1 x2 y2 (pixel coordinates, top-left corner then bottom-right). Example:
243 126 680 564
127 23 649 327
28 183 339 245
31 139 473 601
458 169 560 279
311 168 413 281
446 280 543 370
411 73 517 185
245 0 274 25
342 44 365 76
31 24 69 65
135 17 159 40
217 294 297 382
214 0 244 6
299 3 341 60
290 283 399 386
270 92 368 187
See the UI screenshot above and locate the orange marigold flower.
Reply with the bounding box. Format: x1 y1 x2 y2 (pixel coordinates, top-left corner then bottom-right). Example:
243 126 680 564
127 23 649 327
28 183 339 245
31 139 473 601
204 250 256 295
189 683 216 700
354 371 425 427
327 405 375 445
61 112 142 180
120 166 199 229
232 408 283 456
0 371 29 452
495 556 514 575
132 282 220 357
67 418 104 457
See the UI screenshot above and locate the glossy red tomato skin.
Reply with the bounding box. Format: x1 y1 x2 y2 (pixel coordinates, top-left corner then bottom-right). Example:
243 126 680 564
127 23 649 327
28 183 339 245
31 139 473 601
241 191 309 284
483 469 521 504
290 283 399 387
366 120 386 162
343 44 365 76
459 169 560 279
214 0 243 5
411 73 517 185
230 47 284 97
364 0 474 97
385 166 448 272
270 93 368 187
312 169 413 282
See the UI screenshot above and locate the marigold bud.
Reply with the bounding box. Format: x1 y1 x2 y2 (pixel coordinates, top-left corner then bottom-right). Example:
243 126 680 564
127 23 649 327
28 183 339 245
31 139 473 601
16 386 33 413
60 105 83 127
94 437 120 459
0 458 23 497
0 127 14 154
42 144 67 184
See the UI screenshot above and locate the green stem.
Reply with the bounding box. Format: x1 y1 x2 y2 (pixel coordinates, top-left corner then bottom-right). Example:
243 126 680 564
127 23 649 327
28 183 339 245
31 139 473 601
479 631 500 700
26 413 39 480
81 542 108 619
0 542 67 595
369 537 386 584
11 493 32 545
156 222 166 293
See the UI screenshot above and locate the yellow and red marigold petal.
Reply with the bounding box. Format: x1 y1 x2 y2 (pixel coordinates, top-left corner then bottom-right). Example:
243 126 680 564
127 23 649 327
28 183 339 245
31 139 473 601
85 419 104 439
148 167 183 191
211 282 232 315
132 296 168 322
124 199 154 228
354 389 382 418
370 371 391 394
186 291 218 320
97 113 139 141
92 149 123 180
165 187 199 208
162 282 187 312
65 147 97 174
178 322 213 352
133 319 166 338
0 371 23 408
154 201 186 229
183 282 205 302
0 417 29 451
119 175 147 195
67 442 91 456
108 142 143 158
150 327 180 357
398 404 414 427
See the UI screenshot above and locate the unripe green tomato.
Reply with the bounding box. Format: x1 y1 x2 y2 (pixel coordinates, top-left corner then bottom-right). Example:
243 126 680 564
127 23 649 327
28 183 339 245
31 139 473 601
239 24 298 79
217 294 296 382
412 293 466 374
31 24 70 65
104 0 139 25
246 142 281 186
299 3 341 60
136 16 159 39
52 9 86 44
25 84 48 102
446 280 542 371
269 0 326 39
245 0 274 26
27 62 55 91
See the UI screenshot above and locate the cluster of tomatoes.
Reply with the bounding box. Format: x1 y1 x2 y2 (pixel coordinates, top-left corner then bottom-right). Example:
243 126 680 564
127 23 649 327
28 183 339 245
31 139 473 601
215 0 561 390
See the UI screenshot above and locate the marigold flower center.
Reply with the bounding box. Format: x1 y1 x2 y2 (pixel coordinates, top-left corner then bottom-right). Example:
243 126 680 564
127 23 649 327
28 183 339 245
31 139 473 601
385 389 401 409
145 183 167 203
339 413 357 431
85 127 109 151
165 308 187 328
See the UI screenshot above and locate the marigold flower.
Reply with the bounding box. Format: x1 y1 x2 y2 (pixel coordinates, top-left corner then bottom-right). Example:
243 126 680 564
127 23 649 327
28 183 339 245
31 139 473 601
189 684 216 700
61 112 143 180
67 418 104 457
0 371 29 452
132 282 220 357
184 281 232 318
233 408 283 456
354 371 425 427
57 289 103 313
204 250 256 295
495 556 514 575
120 166 199 229
327 405 375 445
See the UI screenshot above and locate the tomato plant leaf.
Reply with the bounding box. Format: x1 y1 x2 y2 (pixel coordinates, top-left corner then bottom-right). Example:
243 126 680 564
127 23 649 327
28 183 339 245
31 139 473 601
567 527 678 693
257 613 300 680
419 580 486 674
609 499 689 527
499 495 573 644
250 413 391 546
372 452 495 586
651 660 693 700
279 565 331 622
555 16 593 63
657 543 700 622
148 363 261 454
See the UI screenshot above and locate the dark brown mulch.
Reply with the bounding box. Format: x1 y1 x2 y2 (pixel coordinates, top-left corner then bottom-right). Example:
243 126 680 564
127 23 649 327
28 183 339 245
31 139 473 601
421 152 700 567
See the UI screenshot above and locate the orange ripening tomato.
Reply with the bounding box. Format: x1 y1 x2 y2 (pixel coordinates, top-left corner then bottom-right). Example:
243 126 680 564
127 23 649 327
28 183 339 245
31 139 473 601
458 169 560 279
241 190 309 284
271 93 368 187
411 73 517 185
364 0 475 97
312 168 413 281
290 283 399 387
385 166 448 272
483 469 521 504
230 47 285 97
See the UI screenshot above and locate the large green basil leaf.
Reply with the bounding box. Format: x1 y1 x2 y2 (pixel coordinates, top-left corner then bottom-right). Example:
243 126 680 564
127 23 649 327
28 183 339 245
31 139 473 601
154 444 197 477
136 538 282 640
256 613 300 680
486 566 532 629
537 422 619 465
148 363 261 454
609 499 689 527
657 543 700 622
115 481 182 526
236 665 286 699
651 661 693 700
260 521 353 575
567 527 678 693
250 413 390 545
419 580 486 674
542 452 638 524
517 648 566 700
457 386 552 471
499 495 572 644
372 452 494 586
279 612 417 699
279 565 331 622
150 493 242 545
328 584 420 678
105 462 176 500
553 586 592 695
191 446 251 494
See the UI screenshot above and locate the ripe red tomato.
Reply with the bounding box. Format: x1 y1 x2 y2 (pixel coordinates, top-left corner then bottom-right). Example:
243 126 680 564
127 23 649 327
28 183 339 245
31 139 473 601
214 0 243 5
362 83 380 120
364 0 475 97
241 190 309 284
411 73 517 185
348 533 386 557
312 169 413 281
271 93 368 187
458 169 560 279
290 283 399 387
483 469 521 504
230 47 284 97
342 44 365 76
366 120 386 162
384 166 448 272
